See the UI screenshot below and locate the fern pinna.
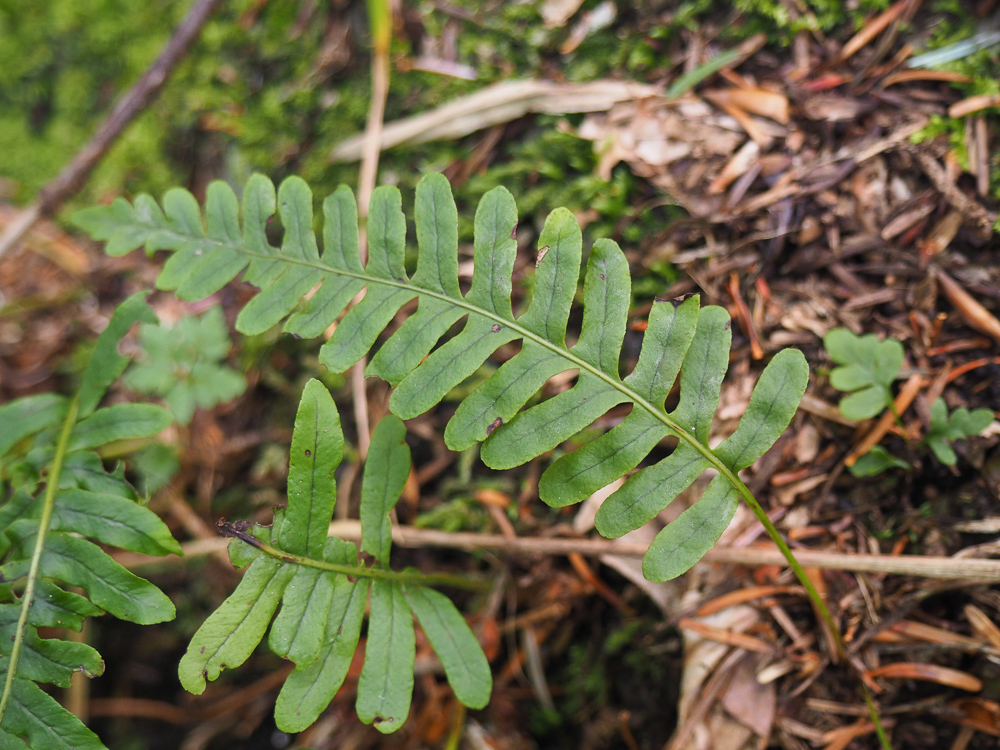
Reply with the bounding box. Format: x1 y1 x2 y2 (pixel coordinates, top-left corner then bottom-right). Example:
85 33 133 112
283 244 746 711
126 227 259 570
74 173 808 581
0 293 178 749
179 379 492 734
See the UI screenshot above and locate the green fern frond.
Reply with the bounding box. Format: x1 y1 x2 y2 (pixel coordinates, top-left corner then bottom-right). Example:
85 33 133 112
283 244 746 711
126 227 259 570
74 174 808 581
0 293 179 749
178 380 491 734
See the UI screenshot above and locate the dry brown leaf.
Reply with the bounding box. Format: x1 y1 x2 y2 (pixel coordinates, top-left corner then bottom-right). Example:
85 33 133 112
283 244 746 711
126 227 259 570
330 80 659 161
934 267 1000 346
720 656 777 737
920 210 964 264
836 0 910 62
949 94 1000 118
705 87 790 124
884 620 982 648
678 617 775 654
867 662 983 691
696 585 801 617
821 720 883 750
965 604 1000 651
947 698 1000 737
883 69 972 86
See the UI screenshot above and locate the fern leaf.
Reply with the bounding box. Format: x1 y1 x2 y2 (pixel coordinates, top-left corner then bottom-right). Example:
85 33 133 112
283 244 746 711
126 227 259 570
0 294 178 748
0 395 69 457
274 547 366 732
0 608 103 686
78 292 158 416
0 674 104 750
356 580 415 733
401 584 491 709
360 415 410 566
179 380 491 734
49 489 181 556
73 174 809 580
278 379 343 557
4 524 175 625
68 403 172 451
178 554 296 693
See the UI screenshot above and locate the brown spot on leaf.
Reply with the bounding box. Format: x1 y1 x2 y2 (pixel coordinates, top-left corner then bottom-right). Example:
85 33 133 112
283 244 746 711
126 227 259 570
600 273 605 280
535 245 550 267
304 449 311 457
724 320 732 330
510 222 517 239
491 324 502 333
487 417 503 436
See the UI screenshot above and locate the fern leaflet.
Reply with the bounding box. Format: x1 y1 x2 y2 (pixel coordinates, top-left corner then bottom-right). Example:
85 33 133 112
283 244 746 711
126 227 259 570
74 174 808 581
178 379 491 734
0 293 178 749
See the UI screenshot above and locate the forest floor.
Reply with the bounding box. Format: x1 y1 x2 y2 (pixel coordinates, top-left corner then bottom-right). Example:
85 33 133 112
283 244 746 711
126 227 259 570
2 1 1000 749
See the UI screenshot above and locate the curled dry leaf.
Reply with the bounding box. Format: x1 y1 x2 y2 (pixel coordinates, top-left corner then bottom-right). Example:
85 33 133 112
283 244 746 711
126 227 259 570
704 87 790 124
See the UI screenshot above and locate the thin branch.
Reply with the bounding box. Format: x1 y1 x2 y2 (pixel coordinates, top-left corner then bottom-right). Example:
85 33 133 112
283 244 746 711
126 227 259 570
349 0 392 460
0 0 225 260
329 521 1000 581
118 522 1000 581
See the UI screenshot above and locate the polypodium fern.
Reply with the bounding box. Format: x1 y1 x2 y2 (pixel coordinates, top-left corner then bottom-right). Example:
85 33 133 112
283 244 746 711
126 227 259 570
0 292 179 749
178 379 491 734
74 173 809 581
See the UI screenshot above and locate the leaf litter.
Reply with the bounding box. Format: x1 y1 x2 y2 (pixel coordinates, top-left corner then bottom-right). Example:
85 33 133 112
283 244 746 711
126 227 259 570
2 1 1000 748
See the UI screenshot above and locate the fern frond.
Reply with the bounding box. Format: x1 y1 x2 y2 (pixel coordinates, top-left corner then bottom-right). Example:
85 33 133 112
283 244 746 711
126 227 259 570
74 174 808 580
0 293 179 749
178 380 491 735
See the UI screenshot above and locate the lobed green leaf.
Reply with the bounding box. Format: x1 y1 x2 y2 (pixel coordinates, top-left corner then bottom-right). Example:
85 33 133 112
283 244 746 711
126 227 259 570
824 328 903 420
274 541 367 732
77 292 157 417
68 404 172 451
51 489 182 556
642 474 739 581
356 581 415 734
0 395 69 459
360 416 410 566
402 584 492 709
0 674 103 750
179 555 293 693
278 380 342 558
7 525 174 625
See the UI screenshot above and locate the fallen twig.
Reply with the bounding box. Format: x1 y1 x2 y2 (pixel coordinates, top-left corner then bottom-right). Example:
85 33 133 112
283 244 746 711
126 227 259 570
0 0 225 260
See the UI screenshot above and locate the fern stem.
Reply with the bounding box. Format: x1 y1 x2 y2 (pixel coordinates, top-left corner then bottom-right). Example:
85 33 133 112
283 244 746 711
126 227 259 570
141 234 843 655
719 468 845 660
0 396 79 722
863 683 893 749
220 521 490 591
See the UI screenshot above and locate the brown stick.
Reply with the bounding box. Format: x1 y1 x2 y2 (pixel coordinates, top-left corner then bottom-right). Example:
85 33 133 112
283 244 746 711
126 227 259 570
0 0 225 259
117 522 1000 581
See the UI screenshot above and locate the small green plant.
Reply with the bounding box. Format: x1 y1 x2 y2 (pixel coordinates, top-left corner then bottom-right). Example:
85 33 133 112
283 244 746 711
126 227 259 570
924 397 995 465
0 293 179 749
73 172 809 584
180 379 491 733
847 445 910 478
124 306 247 424
823 327 904 420
68 172 833 736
